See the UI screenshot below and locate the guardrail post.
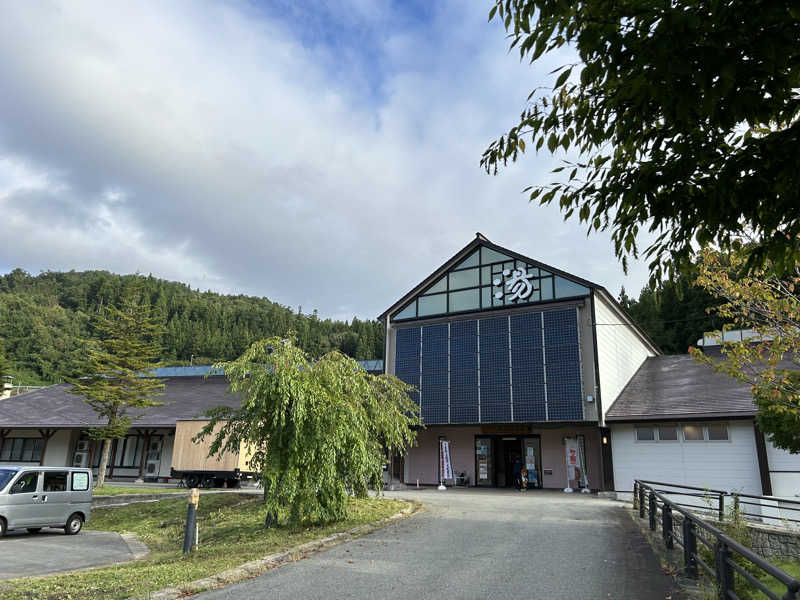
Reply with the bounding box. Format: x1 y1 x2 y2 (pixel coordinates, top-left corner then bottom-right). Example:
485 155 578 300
639 484 646 518
683 518 697 578
633 481 639 510
715 541 734 600
662 504 673 549
783 582 800 600
719 494 725 522
649 492 657 531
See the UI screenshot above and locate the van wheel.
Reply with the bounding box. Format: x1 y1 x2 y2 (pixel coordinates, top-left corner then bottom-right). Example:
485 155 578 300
27 528 42 534
0 518 6 537
65 513 83 535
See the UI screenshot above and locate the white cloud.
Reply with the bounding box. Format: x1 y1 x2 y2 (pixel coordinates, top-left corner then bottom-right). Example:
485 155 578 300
0 1 651 320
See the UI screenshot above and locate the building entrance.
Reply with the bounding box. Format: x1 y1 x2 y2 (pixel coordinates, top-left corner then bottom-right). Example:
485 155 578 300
475 435 541 489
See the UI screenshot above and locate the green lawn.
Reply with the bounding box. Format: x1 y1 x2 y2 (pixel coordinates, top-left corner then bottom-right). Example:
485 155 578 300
759 559 800 596
0 493 409 599
94 485 190 496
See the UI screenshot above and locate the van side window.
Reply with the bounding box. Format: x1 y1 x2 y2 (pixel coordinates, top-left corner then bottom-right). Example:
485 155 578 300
11 472 38 494
71 472 89 491
43 471 68 492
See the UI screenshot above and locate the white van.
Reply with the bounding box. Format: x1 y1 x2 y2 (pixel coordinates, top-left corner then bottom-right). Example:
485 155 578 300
0 466 92 536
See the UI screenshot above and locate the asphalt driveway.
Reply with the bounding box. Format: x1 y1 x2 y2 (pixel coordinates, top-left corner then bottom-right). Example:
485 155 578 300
197 488 679 600
0 528 141 580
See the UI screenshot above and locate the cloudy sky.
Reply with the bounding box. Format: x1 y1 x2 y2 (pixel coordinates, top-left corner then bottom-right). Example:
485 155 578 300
0 1 651 321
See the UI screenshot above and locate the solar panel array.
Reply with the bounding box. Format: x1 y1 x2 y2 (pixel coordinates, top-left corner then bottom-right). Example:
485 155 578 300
393 308 583 424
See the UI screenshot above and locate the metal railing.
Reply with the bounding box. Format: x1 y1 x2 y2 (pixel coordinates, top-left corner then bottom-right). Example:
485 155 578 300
634 480 800 600
637 479 800 527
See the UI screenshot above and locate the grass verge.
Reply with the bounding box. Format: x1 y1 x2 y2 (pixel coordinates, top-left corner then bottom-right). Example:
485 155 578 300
0 493 408 599
93 485 191 496
759 559 800 597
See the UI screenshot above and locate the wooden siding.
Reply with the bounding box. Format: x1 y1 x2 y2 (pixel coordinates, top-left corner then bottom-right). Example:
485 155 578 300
172 420 244 472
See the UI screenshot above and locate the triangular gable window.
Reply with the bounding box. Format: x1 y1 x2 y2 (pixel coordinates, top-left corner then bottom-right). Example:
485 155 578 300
391 244 590 321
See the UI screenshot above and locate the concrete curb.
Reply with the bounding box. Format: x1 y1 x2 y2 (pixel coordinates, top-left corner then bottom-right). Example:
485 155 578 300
626 507 706 599
121 533 151 561
135 500 423 600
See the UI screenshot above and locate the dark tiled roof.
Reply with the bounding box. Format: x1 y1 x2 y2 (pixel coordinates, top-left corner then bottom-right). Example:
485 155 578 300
605 354 758 421
605 349 800 421
0 376 240 429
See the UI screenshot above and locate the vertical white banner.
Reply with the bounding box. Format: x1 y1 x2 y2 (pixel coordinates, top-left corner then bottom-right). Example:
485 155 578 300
440 440 453 481
565 437 579 484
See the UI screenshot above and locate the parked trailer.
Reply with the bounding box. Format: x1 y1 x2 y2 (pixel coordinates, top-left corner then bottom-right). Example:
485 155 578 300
170 420 255 488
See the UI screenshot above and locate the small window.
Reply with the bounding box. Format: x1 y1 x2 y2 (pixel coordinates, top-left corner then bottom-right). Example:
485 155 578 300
449 289 480 312
707 424 729 441
394 302 416 320
658 426 678 441
71 472 89 491
449 268 479 290
43 471 68 492
0 438 44 462
635 427 655 441
11 472 38 494
418 294 447 317
683 425 704 441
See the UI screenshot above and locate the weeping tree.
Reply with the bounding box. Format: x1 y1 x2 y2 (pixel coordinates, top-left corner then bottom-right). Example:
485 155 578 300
198 336 420 526
69 286 165 486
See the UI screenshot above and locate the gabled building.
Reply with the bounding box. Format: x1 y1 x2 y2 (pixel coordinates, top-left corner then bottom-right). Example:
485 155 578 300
379 234 659 490
0 362 385 482
606 344 800 499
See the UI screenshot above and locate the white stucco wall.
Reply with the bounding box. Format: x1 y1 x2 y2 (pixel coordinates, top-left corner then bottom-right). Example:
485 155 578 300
766 441 800 498
610 421 763 495
594 293 655 421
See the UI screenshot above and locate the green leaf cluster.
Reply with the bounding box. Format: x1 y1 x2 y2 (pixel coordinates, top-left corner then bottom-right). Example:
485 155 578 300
690 248 800 452
198 337 420 526
483 0 800 281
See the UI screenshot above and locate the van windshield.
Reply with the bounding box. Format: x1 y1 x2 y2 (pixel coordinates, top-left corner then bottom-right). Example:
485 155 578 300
0 469 17 491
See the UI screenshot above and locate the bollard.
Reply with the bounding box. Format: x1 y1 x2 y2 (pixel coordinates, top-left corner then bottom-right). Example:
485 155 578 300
183 488 199 555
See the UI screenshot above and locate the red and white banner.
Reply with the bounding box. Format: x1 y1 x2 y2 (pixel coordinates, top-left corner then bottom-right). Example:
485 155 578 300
439 440 453 481
565 437 579 481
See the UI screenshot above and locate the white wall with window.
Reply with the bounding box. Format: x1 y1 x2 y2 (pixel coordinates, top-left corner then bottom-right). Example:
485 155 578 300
0 430 73 466
610 420 763 495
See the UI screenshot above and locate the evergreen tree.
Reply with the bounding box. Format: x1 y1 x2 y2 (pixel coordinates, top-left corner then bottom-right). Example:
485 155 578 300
0 269 387 383
68 286 165 486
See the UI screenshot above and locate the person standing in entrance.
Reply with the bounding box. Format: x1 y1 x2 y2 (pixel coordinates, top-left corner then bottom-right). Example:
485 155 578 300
512 455 523 490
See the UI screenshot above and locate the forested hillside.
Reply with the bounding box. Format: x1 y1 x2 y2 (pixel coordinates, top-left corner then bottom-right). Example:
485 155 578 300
619 275 728 355
0 267 728 386
0 269 384 385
